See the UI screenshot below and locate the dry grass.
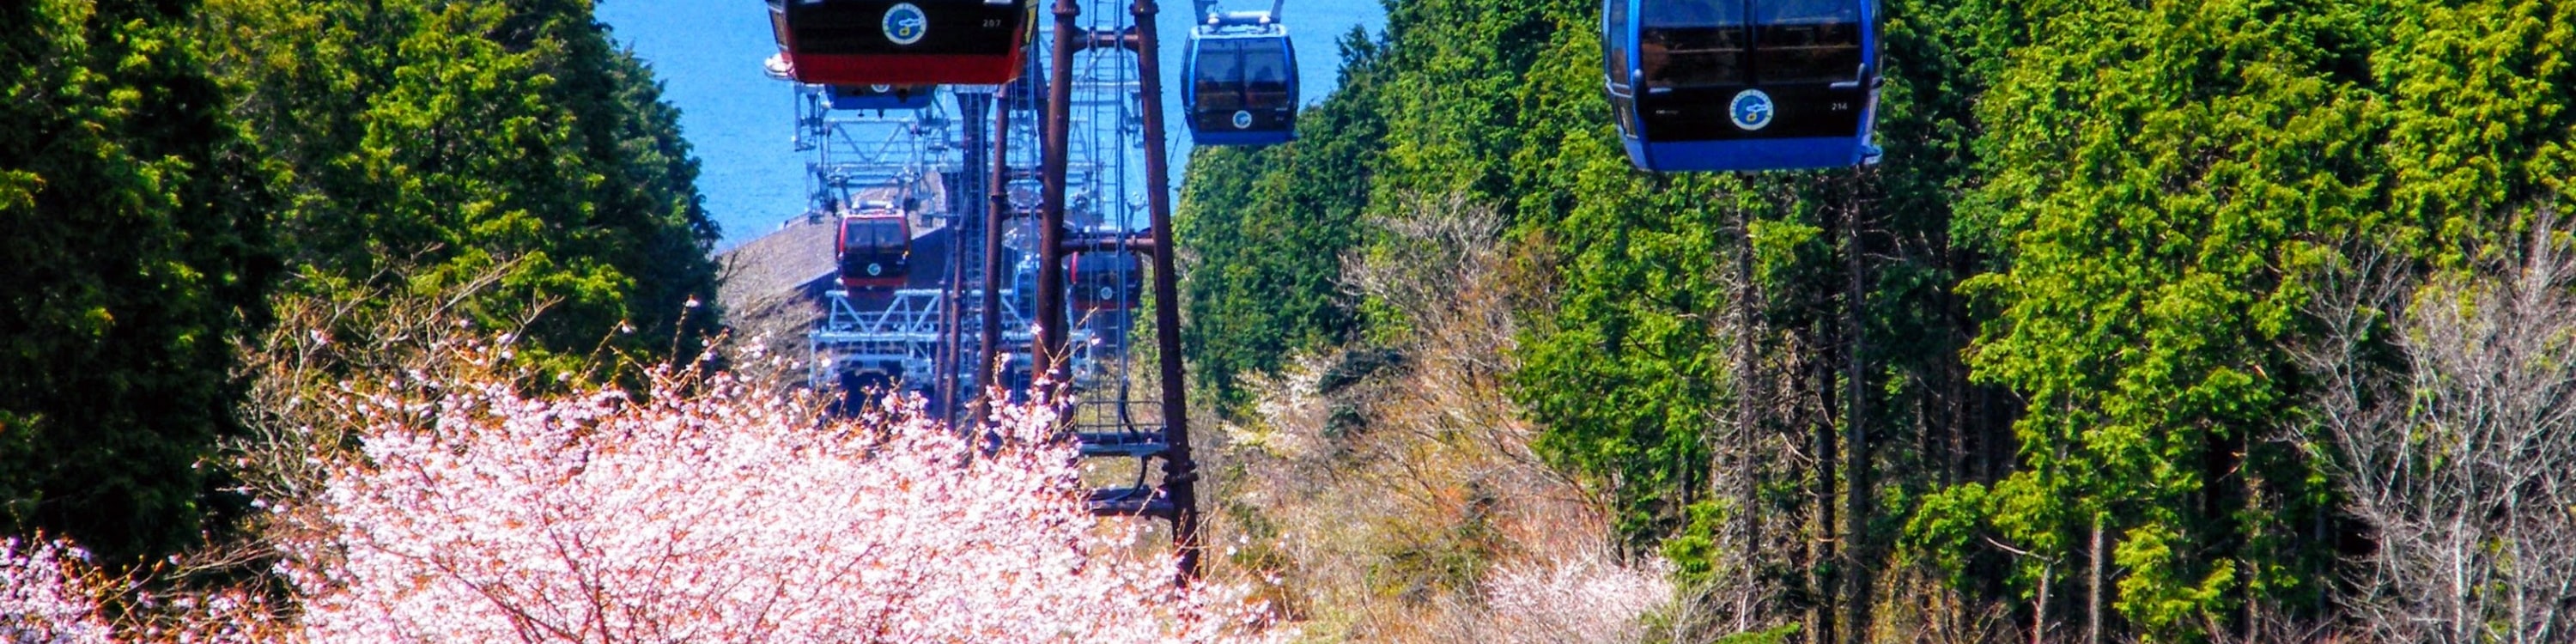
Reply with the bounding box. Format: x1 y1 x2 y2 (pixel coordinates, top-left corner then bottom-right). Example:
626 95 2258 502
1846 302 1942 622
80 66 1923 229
1195 195 1675 643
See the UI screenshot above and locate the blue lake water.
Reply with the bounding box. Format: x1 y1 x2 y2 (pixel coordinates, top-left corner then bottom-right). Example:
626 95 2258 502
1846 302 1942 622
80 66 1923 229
594 0 1388 251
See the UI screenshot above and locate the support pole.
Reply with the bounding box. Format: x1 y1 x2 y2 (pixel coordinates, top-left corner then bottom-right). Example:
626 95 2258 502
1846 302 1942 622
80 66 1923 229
1132 0 1203 586
980 86 1012 425
1034 0 1081 393
939 197 964 420
944 92 993 423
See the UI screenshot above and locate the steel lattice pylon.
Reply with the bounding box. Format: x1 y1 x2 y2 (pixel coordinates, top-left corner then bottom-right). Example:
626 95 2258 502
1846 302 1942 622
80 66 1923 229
1029 0 1206 585
775 0 1205 586
793 79 1089 412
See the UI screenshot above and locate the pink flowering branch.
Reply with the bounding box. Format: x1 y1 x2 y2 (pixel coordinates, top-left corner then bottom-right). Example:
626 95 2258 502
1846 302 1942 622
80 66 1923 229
0 539 114 644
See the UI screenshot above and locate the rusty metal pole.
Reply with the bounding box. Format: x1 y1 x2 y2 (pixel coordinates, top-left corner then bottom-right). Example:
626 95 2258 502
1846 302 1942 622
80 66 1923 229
938 202 964 420
980 86 1012 425
945 90 993 425
1131 0 1202 585
1034 0 1080 395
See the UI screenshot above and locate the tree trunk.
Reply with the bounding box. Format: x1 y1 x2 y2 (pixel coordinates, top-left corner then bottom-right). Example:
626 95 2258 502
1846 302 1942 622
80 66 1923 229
2089 513 2104 644
1842 186 1872 644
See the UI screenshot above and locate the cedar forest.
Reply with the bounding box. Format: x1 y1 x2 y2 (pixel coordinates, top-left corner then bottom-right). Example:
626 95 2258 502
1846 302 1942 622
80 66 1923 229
1 0 719 564
3 0 2573 641
1179 0 2574 640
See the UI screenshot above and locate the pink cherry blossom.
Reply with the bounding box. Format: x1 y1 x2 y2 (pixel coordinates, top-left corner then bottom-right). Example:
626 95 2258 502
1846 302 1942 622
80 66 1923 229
0 353 1282 644
283 361 1282 644
0 539 113 644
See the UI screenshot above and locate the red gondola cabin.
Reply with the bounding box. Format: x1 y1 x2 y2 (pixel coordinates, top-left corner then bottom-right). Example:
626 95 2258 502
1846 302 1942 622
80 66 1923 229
767 0 1036 86
835 204 912 291
1067 251 1143 314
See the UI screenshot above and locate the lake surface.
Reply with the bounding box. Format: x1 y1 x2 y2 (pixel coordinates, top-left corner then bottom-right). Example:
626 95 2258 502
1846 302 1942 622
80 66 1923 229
595 0 1388 251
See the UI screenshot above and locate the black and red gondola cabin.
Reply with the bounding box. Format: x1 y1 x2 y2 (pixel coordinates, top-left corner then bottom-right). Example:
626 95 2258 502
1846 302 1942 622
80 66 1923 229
835 204 913 290
1067 251 1143 314
767 0 1036 86
1183 10 1297 146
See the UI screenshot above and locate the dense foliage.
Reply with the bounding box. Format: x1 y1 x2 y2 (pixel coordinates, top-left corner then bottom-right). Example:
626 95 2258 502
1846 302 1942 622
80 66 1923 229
0 0 280 564
1177 27 1386 404
1177 0 2576 638
197 0 722 357
0 0 719 566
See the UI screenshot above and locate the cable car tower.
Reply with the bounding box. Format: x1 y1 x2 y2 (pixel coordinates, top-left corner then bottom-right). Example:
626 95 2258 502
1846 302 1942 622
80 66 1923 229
942 46 1059 417
1025 0 1209 581
768 0 1209 584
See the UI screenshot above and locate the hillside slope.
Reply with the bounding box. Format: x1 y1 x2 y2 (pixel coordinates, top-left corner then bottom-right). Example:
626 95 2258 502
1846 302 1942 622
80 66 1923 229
1177 0 2576 640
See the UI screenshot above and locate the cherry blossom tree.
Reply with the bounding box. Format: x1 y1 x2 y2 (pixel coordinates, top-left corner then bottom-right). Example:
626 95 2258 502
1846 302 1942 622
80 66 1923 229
3 344 1280 644
281 355 1279 643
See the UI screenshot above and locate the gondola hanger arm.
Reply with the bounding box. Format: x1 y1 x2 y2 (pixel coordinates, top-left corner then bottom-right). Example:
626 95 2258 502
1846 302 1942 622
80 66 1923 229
1830 63 1883 92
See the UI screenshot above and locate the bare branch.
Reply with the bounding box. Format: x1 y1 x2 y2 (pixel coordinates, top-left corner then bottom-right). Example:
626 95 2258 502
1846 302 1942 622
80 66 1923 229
2298 204 2576 643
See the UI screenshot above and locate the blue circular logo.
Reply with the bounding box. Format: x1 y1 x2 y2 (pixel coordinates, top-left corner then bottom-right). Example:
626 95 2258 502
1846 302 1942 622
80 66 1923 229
1729 89 1774 131
884 3 927 46
1231 110 1254 130
867 263 885 276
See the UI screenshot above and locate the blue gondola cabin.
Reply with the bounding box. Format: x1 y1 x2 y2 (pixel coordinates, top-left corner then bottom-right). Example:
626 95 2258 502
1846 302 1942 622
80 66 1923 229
1602 0 1883 173
1183 12 1297 146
